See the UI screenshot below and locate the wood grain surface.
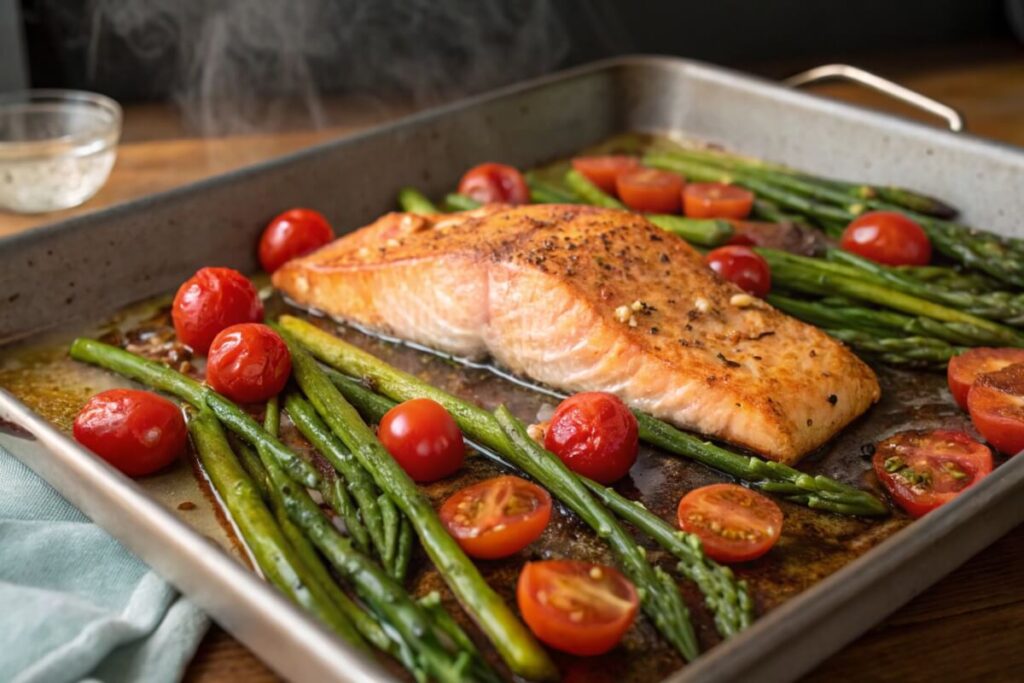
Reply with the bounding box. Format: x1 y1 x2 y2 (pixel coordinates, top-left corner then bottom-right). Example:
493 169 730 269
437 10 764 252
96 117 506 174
5 43 1024 683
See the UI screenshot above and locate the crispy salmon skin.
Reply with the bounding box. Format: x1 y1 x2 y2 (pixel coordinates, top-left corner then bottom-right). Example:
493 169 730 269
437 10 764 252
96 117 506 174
274 204 880 462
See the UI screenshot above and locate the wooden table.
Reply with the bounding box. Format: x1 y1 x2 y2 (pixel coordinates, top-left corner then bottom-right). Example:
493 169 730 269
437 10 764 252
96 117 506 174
4 45 1024 683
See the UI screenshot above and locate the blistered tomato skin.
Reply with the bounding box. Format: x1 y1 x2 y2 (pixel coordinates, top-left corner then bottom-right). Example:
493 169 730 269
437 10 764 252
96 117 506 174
259 208 334 273
544 392 639 484
457 163 530 205
378 398 466 482
171 267 264 354
73 389 187 477
206 323 292 404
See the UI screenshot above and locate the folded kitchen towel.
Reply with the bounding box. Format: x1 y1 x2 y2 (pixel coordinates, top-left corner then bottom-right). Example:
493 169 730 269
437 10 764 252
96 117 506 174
0 447 210 683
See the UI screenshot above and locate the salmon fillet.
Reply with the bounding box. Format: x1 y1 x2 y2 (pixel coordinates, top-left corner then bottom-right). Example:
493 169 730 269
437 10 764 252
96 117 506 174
274 204 880 463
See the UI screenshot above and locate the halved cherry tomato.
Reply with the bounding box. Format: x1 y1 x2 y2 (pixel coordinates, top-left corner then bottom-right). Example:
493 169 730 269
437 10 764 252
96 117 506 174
947 348 1024 410
439 475 552 559
615 168 683 213
571 156 640 194
544 392 638 484
206 323 291 403
839 211 932 266
704 245 772 297
73 389 187 477
873 429 993 517
677 484 782 563
683 182 754 219
458 163 529 205
171 267 263 354
517 560 639 656
968 363 1024 456
258 208 334 273
378 398 465 482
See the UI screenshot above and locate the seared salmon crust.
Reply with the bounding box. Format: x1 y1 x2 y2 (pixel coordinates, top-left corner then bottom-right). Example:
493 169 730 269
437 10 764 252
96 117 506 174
274 204 880 463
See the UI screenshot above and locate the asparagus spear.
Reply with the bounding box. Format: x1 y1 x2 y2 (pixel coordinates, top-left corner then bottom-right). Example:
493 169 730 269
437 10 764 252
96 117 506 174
279 315 887 518
278 326 559 682
524 171 579 203
69 338 320 488
187 410 369 652
442 193 482 212
823 329 964 369
397 187 438 214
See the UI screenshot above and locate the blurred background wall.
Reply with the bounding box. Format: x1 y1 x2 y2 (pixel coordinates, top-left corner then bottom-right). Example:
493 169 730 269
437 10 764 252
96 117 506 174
6 0 1022 136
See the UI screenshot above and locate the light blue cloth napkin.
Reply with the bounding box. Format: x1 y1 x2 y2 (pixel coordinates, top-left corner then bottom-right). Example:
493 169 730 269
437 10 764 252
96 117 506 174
0 447 209 683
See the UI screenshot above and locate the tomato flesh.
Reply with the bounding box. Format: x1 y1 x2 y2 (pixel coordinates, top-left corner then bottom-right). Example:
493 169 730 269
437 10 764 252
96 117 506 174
683 182 754 219
873 429 993 518
73 389 187 477
439 475 552 559
517 560 639 656
458 163 529 205
571 156 640 194
947 348 1024 410
259 208 334 273
171 267 264 354
544 392 639 484
615 168 683 213
840 211 932 266
378 398 465 482
967 363 1024 456
206 323 292 404
704 245 772 297
676 483 782 563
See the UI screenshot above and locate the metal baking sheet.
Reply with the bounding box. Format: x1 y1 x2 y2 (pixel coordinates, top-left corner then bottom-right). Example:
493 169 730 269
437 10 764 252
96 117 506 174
2 56 1024 683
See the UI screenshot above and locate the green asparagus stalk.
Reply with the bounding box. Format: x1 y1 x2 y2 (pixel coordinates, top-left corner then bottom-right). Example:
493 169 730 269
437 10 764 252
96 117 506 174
564 168 626 209
187 410 369 652
442 193 482 212
377 493 399 574
894 264 1001 294
582 479 753 637
397 187 438 215
278 326 558 682
823 329 965 369
279 316 887 518
495 406 699 660
68 338 320 488
524 171 579 203
394 517 413 581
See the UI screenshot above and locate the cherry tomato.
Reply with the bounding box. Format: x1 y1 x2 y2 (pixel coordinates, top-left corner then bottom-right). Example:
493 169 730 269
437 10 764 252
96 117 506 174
457 163 529 205
683 182 754 219
571 156 640 194
967 363 1024 456
873 429 993 517
258 208 334 273
439 475 552 559
378 398 465 482
517 560 639 656
544 392 638 484
676 484 783 563
839 211 932 266
205 323 291 403
171 267 263 354
73 389 187 477
947 348 1024 410
615 168 683 213
704 245 772 297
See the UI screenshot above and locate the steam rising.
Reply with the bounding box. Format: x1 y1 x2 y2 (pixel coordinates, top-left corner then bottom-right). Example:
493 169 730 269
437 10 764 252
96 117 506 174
86 0 571 135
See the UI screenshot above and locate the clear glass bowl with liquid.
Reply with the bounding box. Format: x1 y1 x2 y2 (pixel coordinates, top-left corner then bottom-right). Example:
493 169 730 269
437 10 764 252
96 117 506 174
0 90 122 214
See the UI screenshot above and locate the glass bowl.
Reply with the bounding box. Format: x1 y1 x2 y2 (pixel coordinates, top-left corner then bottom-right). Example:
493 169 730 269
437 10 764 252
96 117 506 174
0 90 122 214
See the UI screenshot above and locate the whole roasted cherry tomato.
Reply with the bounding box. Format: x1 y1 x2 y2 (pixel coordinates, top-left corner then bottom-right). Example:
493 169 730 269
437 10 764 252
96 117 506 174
677 484 783 563
704 245 772 297
947 347 1024 410
458 163 529 205
517 560 639 656
683 182 754 219
840 211 932 266
439 475 552 559
544 392 639 484
206 323 291 403
873 429 993 517
967 363 1024 456
378 398 465 482
615 168 683 213
73 389 187 477
171 267 263 354
258 208 334 273
571 156 640 194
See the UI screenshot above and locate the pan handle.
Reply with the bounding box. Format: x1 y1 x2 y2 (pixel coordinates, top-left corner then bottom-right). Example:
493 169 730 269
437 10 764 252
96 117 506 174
783 63 965 132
